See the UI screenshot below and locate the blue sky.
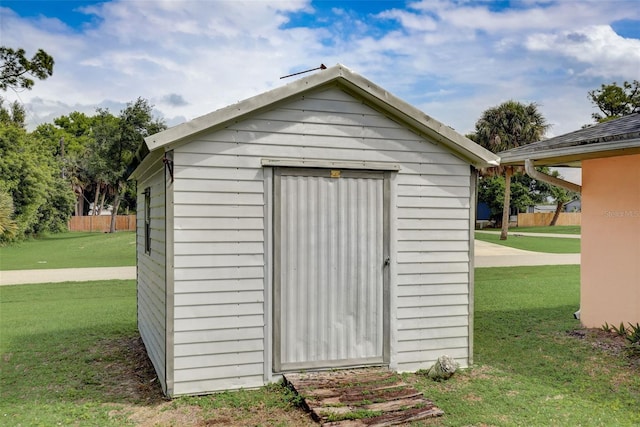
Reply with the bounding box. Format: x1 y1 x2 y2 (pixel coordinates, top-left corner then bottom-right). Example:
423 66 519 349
2 0 639 152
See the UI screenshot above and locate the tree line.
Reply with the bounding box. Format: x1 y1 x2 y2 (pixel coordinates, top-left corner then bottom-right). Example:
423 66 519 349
0 46 638 242
0 47 165 241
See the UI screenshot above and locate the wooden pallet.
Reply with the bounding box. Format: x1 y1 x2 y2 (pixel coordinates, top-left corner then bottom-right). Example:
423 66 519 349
284 368 444 426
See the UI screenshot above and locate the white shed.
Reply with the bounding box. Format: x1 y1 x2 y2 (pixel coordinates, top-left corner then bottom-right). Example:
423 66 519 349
129 64 499 397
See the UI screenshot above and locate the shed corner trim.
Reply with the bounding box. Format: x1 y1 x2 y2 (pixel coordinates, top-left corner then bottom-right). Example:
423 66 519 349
261 157 401 171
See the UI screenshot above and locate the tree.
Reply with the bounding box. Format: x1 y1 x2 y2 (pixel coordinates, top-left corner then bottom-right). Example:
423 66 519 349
0 47 54 91
478 173 550 223
588 80 640 123
0 120 75 241
35 112 96 216
0 98 26 127
471 101 549 239
0 47 74 241
547 170 579 226
91 98 166 232
0 188 18 240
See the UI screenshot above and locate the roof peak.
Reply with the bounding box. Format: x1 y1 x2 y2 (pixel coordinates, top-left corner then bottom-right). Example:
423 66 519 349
138 64 498 171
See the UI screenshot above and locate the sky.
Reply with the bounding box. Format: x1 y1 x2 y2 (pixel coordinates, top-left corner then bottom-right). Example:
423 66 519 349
2 1 639 152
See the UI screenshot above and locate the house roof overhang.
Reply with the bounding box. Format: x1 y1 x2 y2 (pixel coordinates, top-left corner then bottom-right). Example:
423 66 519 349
499 113 640 167
129 64 498 179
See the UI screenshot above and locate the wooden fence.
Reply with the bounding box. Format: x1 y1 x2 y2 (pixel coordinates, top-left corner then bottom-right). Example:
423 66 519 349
68 215 137 232
517 212 581 227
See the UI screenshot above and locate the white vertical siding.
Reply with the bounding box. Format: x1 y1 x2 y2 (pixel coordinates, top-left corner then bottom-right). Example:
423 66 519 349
136 166 167 393
169 87 472 395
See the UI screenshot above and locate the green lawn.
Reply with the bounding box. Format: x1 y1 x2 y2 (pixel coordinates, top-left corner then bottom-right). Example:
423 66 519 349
475 231 581 253
416 265 639 426
1 267 638 426
511 225 581 234
0 281 141 426
0 232 136 270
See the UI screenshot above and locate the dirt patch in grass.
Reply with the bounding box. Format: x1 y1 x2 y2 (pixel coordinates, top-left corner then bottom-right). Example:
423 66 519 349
567 328 640 369
103 337 314 426
90 336 165 405
197 405 315 426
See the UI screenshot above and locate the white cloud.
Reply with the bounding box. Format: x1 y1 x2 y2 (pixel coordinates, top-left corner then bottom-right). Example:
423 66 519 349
376 8 437 32
1 0 639 140
526 25 640 78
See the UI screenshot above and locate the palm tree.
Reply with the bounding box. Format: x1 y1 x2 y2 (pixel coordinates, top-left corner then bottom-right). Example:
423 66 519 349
472 101 549 240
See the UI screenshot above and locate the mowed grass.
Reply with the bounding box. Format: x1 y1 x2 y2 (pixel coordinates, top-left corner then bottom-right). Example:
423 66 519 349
0 281 312 426
0 232 136 270
511 225 581 234
411 265 639 426
475 231 581 253
1 267 638 426
0 281 142 426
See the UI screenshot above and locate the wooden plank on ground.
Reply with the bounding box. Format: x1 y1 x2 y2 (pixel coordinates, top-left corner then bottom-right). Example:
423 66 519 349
284 368 444 426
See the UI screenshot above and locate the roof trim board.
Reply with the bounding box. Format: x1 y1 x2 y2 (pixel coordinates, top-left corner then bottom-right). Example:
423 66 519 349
500 137 640 166
261 158 401 171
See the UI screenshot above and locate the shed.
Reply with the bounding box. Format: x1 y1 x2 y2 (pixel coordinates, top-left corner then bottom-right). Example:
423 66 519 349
129 64 499 397
500 113 640 328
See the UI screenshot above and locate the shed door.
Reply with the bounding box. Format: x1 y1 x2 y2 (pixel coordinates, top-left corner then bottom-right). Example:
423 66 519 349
273 168 389 372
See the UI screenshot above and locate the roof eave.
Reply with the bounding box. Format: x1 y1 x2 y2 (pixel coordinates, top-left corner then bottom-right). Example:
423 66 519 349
500 137 640 166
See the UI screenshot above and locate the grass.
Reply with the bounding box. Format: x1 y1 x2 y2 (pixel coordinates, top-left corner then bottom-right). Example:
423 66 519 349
479 225 581 234
1 267 638 426
410 265 640 426
0 280 312 427
0 232 136 270
0 281 142 426
475 231 581 253
511 225 581 234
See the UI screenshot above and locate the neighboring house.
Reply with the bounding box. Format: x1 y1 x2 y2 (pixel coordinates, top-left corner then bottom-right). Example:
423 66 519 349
129 64 498 397
527 204 557 213
500 113 640 329
526 201 581 213
564 199 581 212
87 203 113 216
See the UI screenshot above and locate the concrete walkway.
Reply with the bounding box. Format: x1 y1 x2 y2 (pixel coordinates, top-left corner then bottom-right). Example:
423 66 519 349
0 238 580 285
475 230 581 239
474 240 580 267
0 266 136 286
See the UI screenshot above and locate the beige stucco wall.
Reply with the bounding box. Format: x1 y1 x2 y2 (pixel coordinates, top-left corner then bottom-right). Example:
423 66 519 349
581 154 640 328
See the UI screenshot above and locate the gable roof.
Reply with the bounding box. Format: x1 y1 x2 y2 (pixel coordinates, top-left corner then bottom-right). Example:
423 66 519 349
139 64 498 170
500 113 640 166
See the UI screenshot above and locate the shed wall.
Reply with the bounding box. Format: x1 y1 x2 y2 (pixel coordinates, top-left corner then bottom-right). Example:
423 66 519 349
136 167 168 393
169 87 472 395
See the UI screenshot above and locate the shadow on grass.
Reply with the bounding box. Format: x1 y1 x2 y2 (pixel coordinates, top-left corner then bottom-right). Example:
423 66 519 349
0 281 165 424
1 328 165 408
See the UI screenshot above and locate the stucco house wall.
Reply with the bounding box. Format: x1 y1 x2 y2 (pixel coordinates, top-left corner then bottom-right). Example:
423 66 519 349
581 154 640 328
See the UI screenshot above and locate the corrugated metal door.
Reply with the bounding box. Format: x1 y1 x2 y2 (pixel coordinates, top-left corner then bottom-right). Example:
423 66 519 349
273 168 389 372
